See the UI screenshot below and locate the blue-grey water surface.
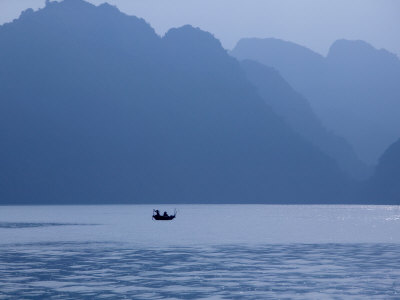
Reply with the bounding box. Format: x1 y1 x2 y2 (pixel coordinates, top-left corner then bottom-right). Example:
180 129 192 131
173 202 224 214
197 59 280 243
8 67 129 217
0 205 399 299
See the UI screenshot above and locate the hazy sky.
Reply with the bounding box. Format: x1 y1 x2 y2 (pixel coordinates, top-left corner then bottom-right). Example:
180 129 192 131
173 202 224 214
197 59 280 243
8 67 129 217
1 0 399 56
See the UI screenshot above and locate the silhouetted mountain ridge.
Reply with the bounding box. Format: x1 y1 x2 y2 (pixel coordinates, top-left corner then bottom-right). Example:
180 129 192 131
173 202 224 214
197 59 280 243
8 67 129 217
231 38 400 166
327 39 399 66
240 60 370 180
231 38 325 95
0 0 351 204
363 138 400 204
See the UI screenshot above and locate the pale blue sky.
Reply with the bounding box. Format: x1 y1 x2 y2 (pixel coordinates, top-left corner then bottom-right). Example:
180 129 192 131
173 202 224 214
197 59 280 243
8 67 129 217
0 0 399 56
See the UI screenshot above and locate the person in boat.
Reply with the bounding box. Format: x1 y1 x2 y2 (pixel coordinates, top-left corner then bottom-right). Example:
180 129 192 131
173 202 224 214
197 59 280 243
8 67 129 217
163 211 169 217
154 209 160 216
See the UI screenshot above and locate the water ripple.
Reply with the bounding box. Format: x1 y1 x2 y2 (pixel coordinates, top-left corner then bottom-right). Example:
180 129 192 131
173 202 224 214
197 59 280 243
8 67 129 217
0 243 399 299
0 223 99 229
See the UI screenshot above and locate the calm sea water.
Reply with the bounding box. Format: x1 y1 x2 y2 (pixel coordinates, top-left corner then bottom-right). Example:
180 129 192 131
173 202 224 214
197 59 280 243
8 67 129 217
0 205 399 299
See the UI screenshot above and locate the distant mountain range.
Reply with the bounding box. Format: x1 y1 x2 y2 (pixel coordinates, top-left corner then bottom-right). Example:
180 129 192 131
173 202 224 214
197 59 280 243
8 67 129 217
0 0 351 204
1 0 398 204
231 38 400 166
240 60 370 180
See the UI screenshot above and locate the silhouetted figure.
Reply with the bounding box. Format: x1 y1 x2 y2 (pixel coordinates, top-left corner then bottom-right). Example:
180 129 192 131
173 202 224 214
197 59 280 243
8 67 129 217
152 209 177 220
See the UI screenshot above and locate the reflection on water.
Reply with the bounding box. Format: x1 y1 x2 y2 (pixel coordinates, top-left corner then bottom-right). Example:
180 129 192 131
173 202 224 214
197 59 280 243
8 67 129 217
1 242 399 299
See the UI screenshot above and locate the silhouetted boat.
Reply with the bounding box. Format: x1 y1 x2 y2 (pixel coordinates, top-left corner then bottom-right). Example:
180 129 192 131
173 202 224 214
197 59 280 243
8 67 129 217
152 209 177 221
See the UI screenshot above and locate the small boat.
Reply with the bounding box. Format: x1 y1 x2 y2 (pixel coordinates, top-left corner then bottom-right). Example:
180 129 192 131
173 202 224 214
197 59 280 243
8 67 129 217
152 209 177 221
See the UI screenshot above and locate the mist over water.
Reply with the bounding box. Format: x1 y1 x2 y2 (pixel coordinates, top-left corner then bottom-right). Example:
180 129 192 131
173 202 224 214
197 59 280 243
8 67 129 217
1 205 399 299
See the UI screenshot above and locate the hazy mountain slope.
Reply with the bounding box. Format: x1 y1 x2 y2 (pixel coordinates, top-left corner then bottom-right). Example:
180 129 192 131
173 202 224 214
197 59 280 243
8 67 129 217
231 38 400 166
0 0 350 204
232 38 325 95
324 40 400 165
240 60 370 180
363 138 400 204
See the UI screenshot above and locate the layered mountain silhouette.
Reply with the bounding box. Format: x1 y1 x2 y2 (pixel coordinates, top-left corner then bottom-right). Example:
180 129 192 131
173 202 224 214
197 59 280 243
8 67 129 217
0 0 351 204
231 38 400 166
240 60 370 180
363 138 400 204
